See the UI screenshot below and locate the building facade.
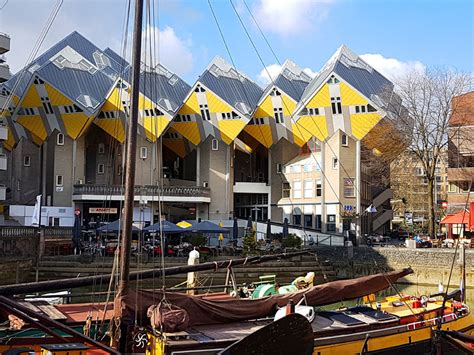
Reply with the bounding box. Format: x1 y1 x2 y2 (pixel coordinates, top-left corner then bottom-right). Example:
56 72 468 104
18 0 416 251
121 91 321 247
0 32 407 237
390 150 449 230
447 91 474 213
0 31 11 205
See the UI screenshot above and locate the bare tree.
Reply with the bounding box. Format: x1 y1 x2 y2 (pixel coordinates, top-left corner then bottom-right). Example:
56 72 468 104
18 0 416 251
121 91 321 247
393 68 471 237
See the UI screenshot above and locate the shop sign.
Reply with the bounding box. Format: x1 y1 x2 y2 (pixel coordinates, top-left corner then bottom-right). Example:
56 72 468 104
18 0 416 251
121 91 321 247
89 207 118 214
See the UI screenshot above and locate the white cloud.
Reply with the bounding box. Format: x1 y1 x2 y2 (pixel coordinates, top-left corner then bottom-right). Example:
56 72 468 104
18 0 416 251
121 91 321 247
360 53 426 80
142 26 194 76
159 27 193 75
303 67 318 78
257 63 317 85
253 0 333 37
1 1 193 76
257 64 282 85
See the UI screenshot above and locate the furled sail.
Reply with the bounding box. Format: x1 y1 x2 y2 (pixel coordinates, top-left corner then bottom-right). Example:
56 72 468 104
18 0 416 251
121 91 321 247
115 268 413 328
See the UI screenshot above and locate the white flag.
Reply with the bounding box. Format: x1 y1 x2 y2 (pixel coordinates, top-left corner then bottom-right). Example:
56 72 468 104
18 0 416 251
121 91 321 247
365 204 377 214
31 194 42 226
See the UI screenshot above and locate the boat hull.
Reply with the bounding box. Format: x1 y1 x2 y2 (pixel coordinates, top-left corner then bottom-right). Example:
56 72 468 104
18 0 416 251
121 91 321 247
147 310 473 355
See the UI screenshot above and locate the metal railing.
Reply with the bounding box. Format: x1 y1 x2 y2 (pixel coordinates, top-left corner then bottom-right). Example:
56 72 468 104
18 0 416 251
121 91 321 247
73 184 211 197
0 226 73 238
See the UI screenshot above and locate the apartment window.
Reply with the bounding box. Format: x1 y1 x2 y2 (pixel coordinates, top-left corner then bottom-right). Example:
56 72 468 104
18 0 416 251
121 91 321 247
221 112 232 120
56 133 64 146
448 183 457 193
304 164 312 172
211 138 219 151
41 97 54 114
98 143 105 154
327 215 336 232
315 215 322 231
332 157 339 169
117 164 122 176
56 175 63 187
49 217 60 227
367 104 377 112
140 147 148 159
274 107 284 124
416 167 424 176
435 167 441 174
344 178 355 197
341 134 348 147
98 164 105 175
293 214 301 226
331 97 342 114
316 179 322 197
308 107 319 116
293 180 302 198
304 179 313 198
17 179 20 191
276 163 282 174
282 182 290 198
23 155 31 167
194 85 205 93
200 104 211 121
304 215 312 228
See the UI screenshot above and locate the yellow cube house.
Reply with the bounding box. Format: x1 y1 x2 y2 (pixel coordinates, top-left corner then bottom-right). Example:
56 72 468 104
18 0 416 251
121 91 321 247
40 343 89 355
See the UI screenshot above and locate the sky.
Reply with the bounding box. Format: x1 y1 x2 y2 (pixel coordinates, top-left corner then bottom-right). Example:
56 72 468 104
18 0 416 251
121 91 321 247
0 0 472 86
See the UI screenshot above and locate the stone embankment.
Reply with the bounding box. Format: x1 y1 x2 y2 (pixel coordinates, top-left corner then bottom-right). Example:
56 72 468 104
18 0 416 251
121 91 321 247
0 246 471 291
313 246 474 289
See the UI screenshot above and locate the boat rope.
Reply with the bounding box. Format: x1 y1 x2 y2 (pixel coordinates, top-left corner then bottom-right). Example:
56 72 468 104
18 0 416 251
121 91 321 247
432 179 472 353
374 260 421 321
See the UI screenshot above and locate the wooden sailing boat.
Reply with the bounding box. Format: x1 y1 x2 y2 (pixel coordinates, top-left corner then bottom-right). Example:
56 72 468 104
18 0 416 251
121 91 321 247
0 1 473 354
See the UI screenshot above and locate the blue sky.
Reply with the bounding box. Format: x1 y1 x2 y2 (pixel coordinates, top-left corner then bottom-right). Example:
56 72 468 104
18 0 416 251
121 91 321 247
1 0 472 85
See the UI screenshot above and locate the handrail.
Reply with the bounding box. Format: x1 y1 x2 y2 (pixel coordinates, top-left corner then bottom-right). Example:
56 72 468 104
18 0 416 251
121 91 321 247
73 184 210 197
0 226 73 238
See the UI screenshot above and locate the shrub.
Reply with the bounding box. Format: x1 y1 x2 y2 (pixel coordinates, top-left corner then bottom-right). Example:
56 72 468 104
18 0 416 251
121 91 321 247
243 230 257 253
282 233 302 249
190 233 207 247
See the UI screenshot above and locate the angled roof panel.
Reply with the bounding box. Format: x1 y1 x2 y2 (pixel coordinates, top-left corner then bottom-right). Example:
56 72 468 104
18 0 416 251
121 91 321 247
37 63 114 114
2 70 33 97
273 60 312 102
103 47 130 73
200 57 263 116
139 64 191 115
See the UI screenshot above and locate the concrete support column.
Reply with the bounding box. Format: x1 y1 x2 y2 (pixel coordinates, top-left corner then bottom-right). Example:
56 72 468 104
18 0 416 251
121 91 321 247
267 148 272 220
196 145 201 186
356 140 361 244
321 141 327 233
226 144 231 218
72 140 77 207
41 142 47 206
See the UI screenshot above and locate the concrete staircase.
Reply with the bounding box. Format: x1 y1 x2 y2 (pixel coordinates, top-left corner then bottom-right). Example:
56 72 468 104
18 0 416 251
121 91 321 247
31 255 336 286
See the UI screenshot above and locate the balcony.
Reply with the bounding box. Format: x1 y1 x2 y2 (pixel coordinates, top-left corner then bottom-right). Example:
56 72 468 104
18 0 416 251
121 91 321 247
0 64 9 82
0 33 10 55
0 153 6 170
448 167 474 182
72 184 211 203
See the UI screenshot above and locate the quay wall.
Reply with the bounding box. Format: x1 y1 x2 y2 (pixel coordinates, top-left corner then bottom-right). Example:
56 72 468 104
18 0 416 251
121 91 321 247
313 246 474 288
0 258 34 285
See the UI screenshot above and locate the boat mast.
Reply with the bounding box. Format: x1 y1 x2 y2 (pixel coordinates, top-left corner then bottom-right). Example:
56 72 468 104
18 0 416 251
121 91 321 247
118 0 144 295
